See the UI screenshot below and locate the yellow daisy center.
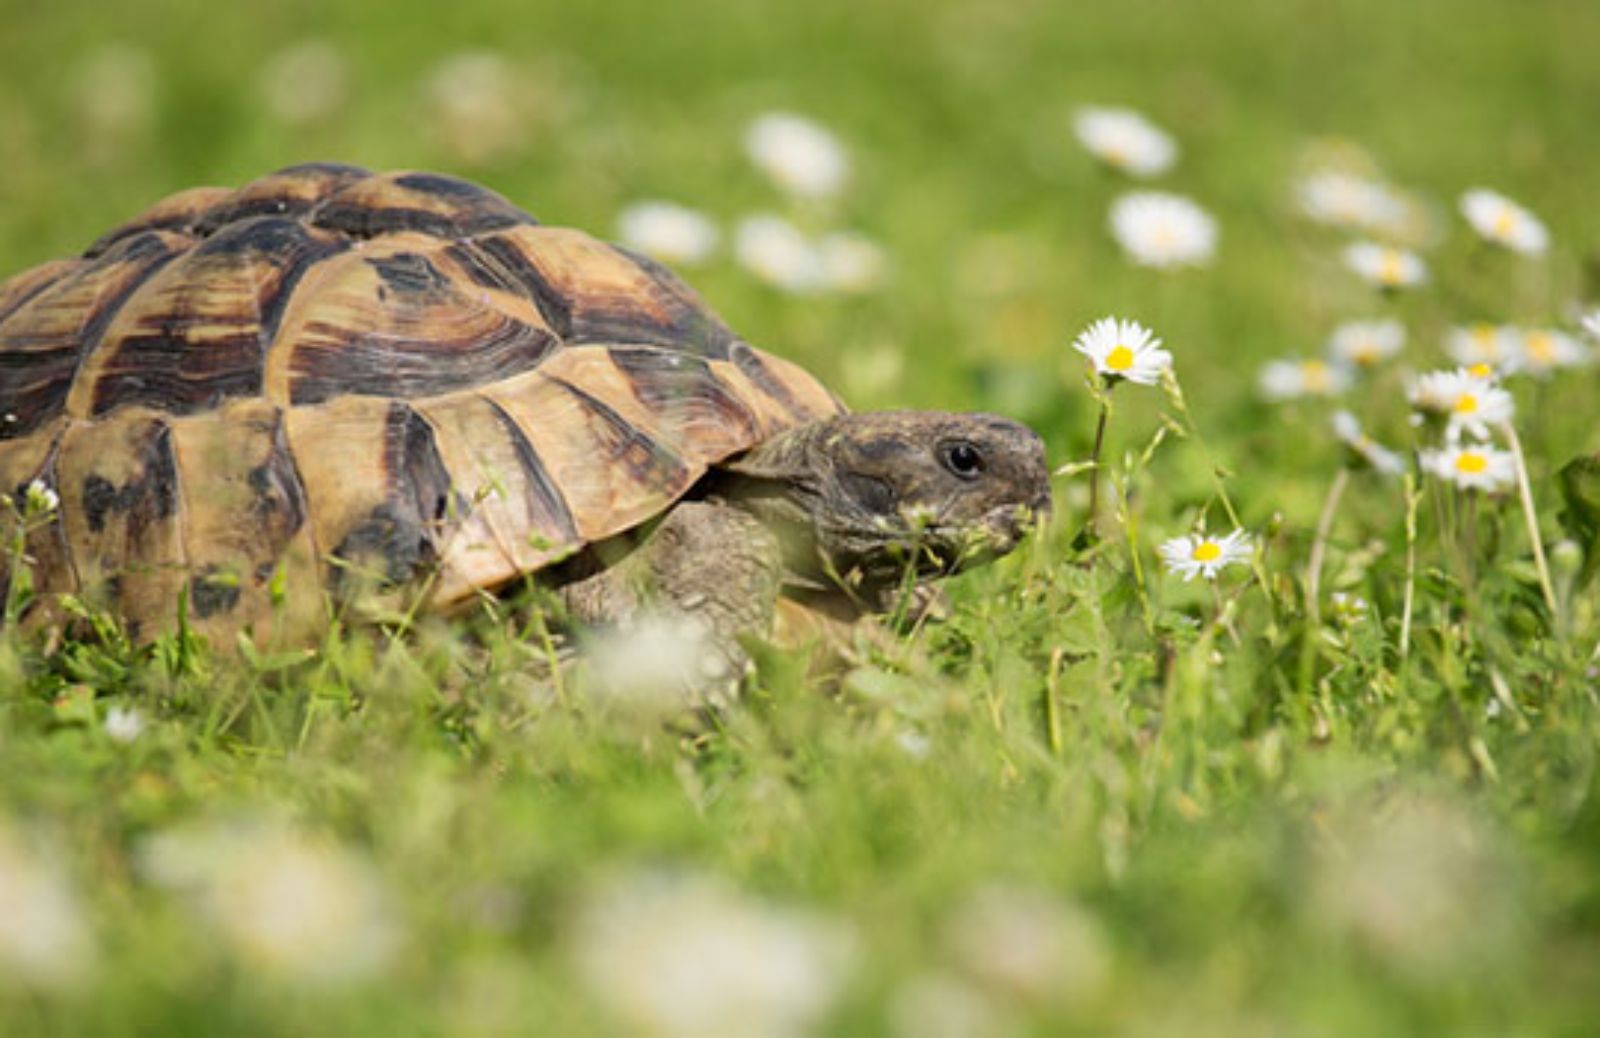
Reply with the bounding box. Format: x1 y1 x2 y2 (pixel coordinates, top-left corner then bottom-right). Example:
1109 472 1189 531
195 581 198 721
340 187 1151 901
1105 345 1135 371
1379 251 1404 284
1467 363 1494 379
1454 393 1479 414
1192 541 1222 562
1352 343 1378 365
1455 452 1488 475
1470 325 1499 356
1493 208 1516 238
1302 360 1331 391
1526 332 1554 362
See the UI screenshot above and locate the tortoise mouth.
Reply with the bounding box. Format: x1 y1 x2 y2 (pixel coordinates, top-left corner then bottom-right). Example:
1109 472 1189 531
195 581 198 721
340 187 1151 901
885 498 1049 577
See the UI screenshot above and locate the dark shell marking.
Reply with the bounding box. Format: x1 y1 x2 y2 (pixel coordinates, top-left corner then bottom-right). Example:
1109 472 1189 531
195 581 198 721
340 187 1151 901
0 164 844 643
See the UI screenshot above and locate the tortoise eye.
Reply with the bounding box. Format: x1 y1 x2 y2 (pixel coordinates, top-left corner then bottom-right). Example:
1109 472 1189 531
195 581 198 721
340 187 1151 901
939 440 986 479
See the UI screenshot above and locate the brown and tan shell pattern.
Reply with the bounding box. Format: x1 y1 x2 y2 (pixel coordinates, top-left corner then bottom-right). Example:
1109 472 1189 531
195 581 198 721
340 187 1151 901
0 163 842 646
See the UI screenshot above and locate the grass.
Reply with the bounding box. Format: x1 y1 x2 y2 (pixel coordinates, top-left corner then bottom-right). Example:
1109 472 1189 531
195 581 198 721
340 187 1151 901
4 0 1600 1033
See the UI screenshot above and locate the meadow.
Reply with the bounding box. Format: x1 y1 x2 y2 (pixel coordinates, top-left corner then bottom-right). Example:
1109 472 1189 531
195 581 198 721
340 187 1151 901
2 0 1600 1033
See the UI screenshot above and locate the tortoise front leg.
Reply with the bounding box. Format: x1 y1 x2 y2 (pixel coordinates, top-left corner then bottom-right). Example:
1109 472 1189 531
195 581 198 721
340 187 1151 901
557 499 784 698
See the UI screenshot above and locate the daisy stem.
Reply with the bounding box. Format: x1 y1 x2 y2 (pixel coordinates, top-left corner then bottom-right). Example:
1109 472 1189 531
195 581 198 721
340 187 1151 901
1305 466 1351 629
1400 473 1420 662
1115 469 1156 639
1503 421 1560 624
1162 369 1277 626
1086 397 1110 541
1211 580 1239 646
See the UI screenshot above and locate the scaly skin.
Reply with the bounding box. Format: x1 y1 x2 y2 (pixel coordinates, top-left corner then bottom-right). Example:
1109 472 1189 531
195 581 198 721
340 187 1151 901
557 410 1051 690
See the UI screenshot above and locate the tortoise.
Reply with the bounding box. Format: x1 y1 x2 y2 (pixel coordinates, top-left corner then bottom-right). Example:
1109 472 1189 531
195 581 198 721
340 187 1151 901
0 163 1050 668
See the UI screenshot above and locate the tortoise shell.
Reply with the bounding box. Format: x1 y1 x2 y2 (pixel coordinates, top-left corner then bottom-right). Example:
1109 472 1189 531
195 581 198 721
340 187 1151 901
0 163 841 644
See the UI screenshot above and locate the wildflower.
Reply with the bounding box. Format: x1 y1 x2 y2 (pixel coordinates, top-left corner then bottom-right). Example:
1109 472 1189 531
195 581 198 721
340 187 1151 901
888 973 1011 1038
1258 358 1352 401
943 885 1109 1004
571 869 853 1038
1407 369 1513 440
72 44 156 147
104 705 143 744
734 215 825 294
1459 188 1549 256
1343 241 1426 290
0 829 95 989
616 201 719 266
259 40 348 125
816 231 887 292
1108 191 1217 269
1514 327 1589 377
1309 793 1516 978
1072 105 1177 178
1159 529 1253 581
1332 411 1405 476
1444 323 1520 372
140 819 398 985
745 112 849 200
423 51 525 165
1326 318 1404 368
1420 443 1516 493
1328 591 1370 625
1583 311 1600 342
1295 171 1410 235
581 613 724 717
23 479 59 515
1070 316 1171 386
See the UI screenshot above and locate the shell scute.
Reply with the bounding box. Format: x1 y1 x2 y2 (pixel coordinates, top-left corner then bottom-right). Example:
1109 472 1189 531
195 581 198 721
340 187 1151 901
473 227 735 356
311 170 535 240
0 166 850 640
193 162 372 235
70 218 348 420
1 231 189 440
263 233 560 406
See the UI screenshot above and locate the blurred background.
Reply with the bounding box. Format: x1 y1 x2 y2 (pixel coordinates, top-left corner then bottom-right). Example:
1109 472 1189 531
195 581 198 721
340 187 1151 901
3 0 1595 450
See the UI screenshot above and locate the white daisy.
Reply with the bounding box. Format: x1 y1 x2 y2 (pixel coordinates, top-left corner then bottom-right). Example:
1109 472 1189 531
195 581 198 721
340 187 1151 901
816 231 887 293
745 112 849 200
1420 444 1516 493
1583 311 1600 342
104 706 143 744
1295 171 1410 236
0 830 95 989
1443 323 1521 373
1326 318 1405 368
572 870 853 1038
1332 411 1406 476
423 51 525 166
1072 106 1177 178
1159 529 1253 582
1407 368 1513 440
1514 327 1589 378
1258 358 1353 401
1459 188 1549 256
1108 191 1217 269
259 40 348 126
1070 317 1171 386
1343 241 1427 290
616 201 720 266
733 214 825 293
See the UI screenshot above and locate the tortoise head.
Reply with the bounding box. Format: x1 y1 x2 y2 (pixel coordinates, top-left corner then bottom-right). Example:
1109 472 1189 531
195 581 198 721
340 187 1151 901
723 411 1051 594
